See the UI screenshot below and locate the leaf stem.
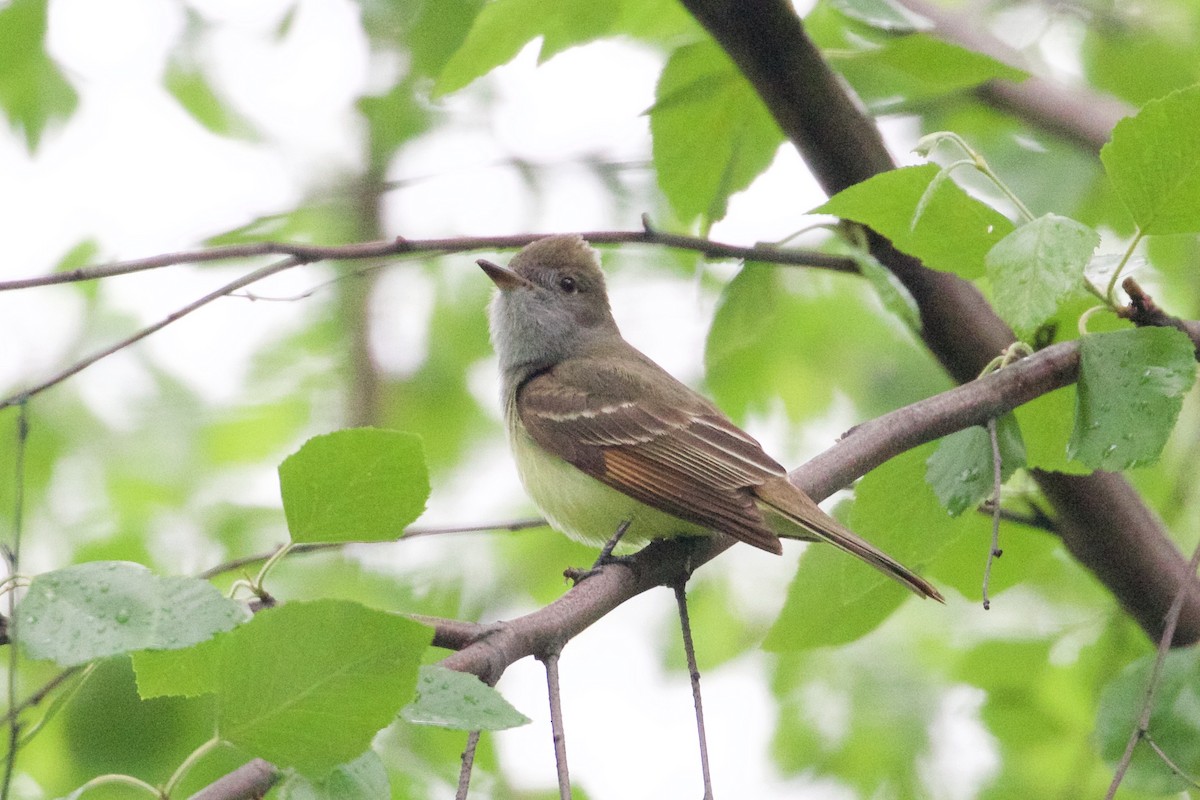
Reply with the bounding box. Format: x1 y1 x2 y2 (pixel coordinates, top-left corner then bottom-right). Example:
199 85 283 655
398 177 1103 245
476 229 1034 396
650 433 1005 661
918 131 1036 223
69 773 164 799
1105 228 1146 303
162 735 222 798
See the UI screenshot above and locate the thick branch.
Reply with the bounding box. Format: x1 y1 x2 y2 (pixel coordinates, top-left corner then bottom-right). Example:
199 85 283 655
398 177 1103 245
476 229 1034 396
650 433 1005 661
679 0 1200 645
896 0 1132 154
186 758 278 800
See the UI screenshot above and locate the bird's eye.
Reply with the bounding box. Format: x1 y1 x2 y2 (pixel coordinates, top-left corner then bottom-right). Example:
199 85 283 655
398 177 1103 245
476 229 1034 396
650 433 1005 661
558 275 578 293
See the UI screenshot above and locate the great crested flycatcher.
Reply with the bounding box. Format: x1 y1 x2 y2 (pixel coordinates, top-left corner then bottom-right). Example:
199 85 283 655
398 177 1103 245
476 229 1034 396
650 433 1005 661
480 234 942 601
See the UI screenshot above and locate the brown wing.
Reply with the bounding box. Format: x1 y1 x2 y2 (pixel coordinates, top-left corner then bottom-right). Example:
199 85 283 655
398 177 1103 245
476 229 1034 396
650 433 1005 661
517 347 786 554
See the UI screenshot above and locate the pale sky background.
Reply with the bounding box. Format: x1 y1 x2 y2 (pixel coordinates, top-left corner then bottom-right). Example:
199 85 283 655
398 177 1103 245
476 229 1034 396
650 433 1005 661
0 0 1011 797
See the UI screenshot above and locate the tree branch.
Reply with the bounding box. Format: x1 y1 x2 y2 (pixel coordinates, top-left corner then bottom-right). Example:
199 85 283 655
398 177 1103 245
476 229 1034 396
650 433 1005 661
185 758 278 800
679 0 1200 645
0 229 854 292
894 0 1132 154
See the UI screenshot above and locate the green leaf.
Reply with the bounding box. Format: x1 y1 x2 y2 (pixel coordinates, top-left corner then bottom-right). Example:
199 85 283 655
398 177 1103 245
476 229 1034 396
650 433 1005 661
763 542 909 652
1100 84 1200 234
829 34 1026 111
827 0 933 32
17 562 248 668
435 0 618 95
132 636 222 699
926 414 1025 516
217 600 432 775
1067 328 1196 470
401 665 531 731
0 0 78 150
765 445 960 651
813 164 1014 277
985 214 1099 339
1096 648 1200 794
849 248 922 332
705 264 950 423
278 428 430 544
165 57 257 139
650 40 785 225
275 750 390 800
393 0 484 79
1014 385 1091 475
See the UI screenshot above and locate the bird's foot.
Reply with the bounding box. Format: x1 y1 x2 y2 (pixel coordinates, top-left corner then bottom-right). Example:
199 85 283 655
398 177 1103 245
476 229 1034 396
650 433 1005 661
563 520 634 584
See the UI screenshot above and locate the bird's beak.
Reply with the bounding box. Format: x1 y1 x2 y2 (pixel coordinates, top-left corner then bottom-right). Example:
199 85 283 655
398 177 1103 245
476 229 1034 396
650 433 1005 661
478 259 536 291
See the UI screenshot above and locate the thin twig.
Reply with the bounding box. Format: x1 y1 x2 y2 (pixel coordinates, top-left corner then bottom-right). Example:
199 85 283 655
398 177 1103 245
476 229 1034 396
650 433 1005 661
541 651 571 800
185 758 277 800
196 518 547 580
673 580 714 800
981 417 1003 610
0 256 301 412
0 230 855 292
1104 535 1200 799
455 730 481 800
1143 731 1200 789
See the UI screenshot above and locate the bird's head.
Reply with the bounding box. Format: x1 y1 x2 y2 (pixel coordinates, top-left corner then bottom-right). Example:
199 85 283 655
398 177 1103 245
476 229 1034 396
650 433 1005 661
479 235 620 376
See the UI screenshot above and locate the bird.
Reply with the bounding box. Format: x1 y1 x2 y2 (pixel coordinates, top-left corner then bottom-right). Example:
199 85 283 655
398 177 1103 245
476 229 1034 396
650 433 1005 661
480 234 942 601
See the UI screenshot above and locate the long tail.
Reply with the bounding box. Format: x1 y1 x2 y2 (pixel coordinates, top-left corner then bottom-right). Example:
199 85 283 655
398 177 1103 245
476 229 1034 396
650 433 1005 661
754 477 944 602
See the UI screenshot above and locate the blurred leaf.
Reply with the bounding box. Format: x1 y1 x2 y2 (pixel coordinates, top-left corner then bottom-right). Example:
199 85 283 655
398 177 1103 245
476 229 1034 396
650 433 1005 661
59 658 215 784
0 0 78 150
844 443 970 594
926 413 1025 516
1068 328 1196 470
650 40 785 226
771 647 937 795
985 214 1099 340
52 239 103 301
17 562 249 667
217 600 431 775
1096 648 1200 794
53 239 101 273
165 57 258 139
829 34 1025 112
384 271 495 472
814 164 1014 277
400 0 484 77
275 750 390 800
766 445 961 650
705 264 948 424
1083 21 1200 107
849 247 921 332
278 428 430 544
435 0 618 95
763 542 909 651
827 0 932 32
401 665 530 730
358 77 431 169
203 400 310 464
1101 84 1200 235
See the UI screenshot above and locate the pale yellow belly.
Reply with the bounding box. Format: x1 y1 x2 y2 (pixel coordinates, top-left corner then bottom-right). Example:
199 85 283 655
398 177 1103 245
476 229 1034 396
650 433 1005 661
510 423 709 551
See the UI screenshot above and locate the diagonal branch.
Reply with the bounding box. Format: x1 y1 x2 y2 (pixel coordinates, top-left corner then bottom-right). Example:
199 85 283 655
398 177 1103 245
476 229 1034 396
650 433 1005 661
184 328 1183 798
678 0 1200 646
894 0 1132 154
